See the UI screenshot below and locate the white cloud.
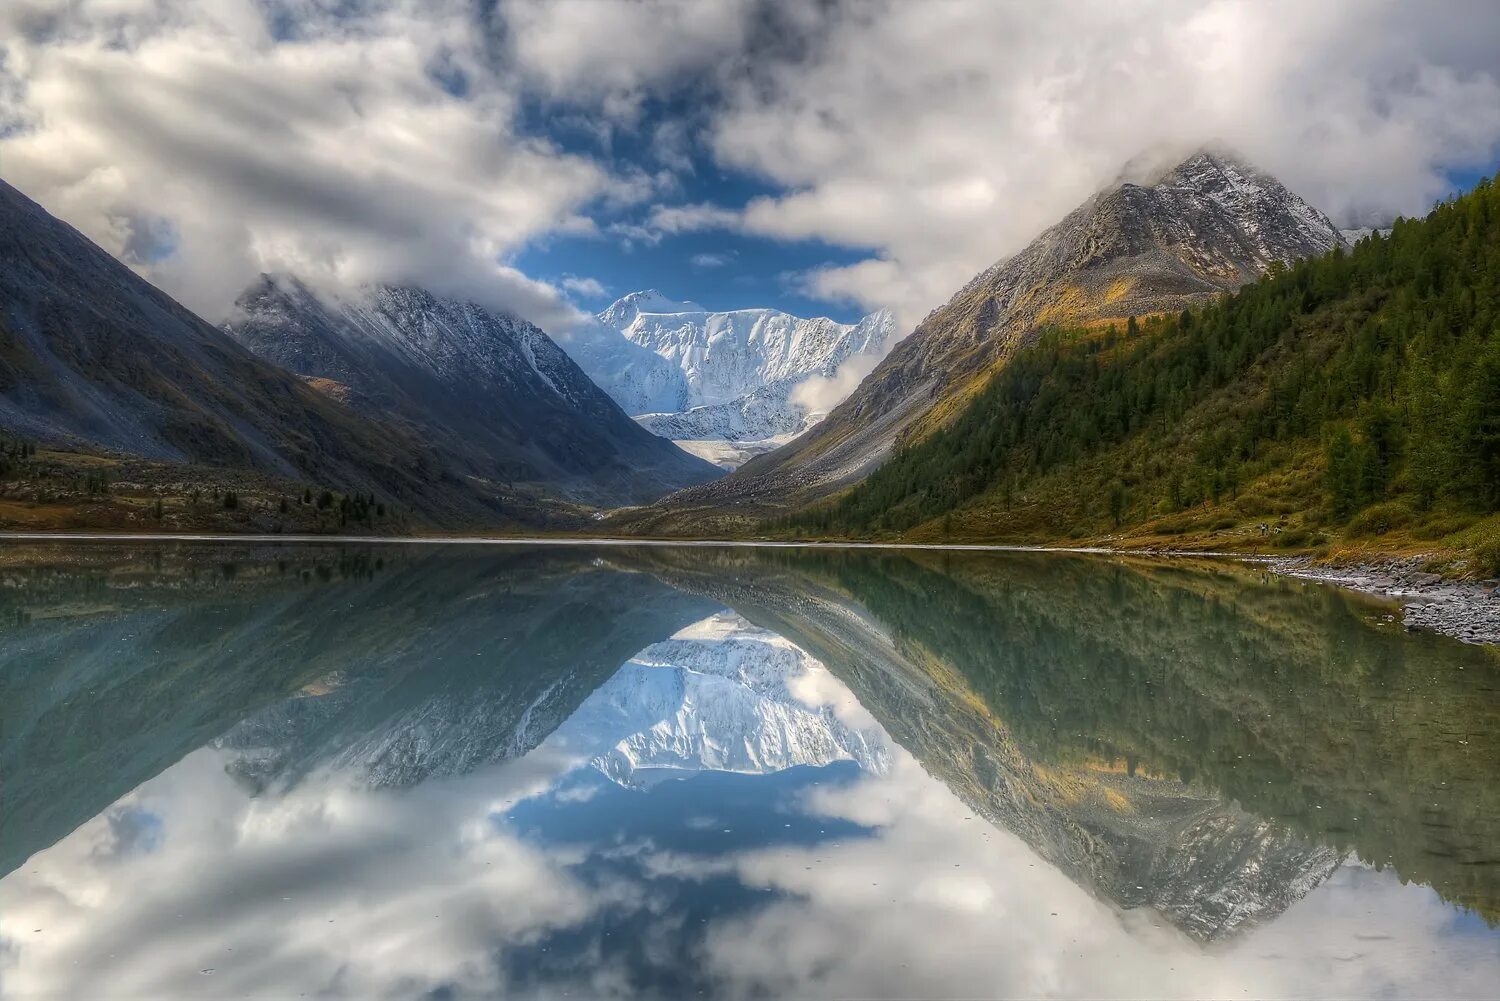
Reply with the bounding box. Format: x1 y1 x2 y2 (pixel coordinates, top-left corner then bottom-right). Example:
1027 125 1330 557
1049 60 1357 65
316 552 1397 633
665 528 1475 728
788 349 884 416
647 201 742 235
0 0 615 331
3 0 1498 347
707 0 1500 325
500 0 764 122
561 274 609 298
689 251 734 269
606 201 744 251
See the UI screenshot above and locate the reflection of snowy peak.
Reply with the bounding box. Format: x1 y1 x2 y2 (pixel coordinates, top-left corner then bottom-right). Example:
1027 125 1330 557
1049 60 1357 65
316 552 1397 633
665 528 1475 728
559 291 896 467
549 612 890 787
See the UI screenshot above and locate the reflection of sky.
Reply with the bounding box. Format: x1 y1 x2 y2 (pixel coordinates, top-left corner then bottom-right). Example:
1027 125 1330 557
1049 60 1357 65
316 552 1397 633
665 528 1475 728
2 620 1498 999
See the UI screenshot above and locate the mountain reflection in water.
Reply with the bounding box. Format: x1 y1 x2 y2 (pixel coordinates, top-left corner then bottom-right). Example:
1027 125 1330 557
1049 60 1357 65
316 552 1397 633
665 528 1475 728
0 542 1496 999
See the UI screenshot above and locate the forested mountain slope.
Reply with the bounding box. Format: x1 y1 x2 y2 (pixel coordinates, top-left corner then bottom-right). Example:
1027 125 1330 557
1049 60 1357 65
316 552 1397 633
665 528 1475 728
643 150 1345 525
794 177 1500 569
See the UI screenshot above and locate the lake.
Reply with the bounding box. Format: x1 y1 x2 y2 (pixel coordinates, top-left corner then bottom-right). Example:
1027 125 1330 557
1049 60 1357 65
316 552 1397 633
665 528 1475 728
1 542 1497 999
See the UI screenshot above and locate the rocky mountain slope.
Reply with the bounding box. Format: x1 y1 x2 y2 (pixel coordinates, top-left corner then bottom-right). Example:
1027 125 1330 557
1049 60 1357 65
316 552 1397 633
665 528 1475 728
644 149 1346 519
224 276 720 506
0 179 461 517
563 290 894 468
808 171 1500 557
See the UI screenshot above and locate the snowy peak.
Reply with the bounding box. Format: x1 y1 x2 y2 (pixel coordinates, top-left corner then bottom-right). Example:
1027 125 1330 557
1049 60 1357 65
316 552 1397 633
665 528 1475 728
1145 148 1346 264
559 289 898 468
573 288 894 465
597 291 896 408
933 146 1347 341
231 274 589 406
598 289 706 327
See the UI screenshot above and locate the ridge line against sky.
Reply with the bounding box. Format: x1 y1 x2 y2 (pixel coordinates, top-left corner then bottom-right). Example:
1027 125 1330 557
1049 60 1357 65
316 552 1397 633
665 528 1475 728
1 0 1498 337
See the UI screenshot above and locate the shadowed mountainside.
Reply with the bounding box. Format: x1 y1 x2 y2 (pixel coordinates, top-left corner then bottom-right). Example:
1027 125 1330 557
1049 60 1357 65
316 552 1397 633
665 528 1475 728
225 277 720 506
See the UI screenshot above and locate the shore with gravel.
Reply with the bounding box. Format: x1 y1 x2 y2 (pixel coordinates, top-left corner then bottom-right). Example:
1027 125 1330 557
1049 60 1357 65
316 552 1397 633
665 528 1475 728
1253 555 1500 646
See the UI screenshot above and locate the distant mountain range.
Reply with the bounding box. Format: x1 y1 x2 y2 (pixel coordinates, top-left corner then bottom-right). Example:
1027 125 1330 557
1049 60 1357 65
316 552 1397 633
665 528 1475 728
562 290 894 469
3 147 1485 557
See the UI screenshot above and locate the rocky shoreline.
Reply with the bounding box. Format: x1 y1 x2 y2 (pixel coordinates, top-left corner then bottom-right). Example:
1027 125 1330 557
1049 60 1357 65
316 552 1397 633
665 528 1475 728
1254 556 1500 646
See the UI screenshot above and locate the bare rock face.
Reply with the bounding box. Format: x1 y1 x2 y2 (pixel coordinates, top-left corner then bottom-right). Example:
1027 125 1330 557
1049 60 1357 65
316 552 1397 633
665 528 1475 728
665 149 1345 511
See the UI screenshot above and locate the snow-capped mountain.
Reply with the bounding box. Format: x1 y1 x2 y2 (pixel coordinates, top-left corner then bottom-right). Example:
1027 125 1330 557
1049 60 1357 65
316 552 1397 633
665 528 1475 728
559 291 896 468
545 612 891 787
224 276 720 507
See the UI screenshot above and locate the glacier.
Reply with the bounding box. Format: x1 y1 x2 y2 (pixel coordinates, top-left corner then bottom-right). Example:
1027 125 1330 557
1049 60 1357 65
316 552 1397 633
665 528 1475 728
558 290 896 469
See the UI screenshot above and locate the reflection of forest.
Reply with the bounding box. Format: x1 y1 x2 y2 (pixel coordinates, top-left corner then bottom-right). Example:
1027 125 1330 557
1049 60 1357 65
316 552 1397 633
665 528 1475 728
647 548 1500 928
0 544 713 879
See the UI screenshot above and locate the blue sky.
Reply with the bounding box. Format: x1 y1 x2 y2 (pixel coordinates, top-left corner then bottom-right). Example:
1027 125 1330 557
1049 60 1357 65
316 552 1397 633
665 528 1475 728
513 148 876 322
507 92 878 322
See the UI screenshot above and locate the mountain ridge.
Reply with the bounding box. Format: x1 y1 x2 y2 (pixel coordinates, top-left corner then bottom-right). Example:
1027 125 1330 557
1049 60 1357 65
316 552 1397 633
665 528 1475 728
799 173 1500 561
0 177 490 524
223 275 721 507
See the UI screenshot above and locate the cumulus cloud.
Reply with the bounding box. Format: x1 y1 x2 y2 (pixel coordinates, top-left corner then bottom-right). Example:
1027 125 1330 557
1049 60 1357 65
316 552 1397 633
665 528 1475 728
789 349 885 416
561 274 609 298
689 251 735 269
0 0 612 330
500 0 759 119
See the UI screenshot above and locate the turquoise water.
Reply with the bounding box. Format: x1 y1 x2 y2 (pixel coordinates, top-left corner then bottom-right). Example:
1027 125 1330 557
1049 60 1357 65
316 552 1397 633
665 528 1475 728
1 543 1496 999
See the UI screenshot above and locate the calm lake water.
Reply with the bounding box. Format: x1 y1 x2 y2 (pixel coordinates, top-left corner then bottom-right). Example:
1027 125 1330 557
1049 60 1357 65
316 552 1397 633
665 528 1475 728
1 542 1497 999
